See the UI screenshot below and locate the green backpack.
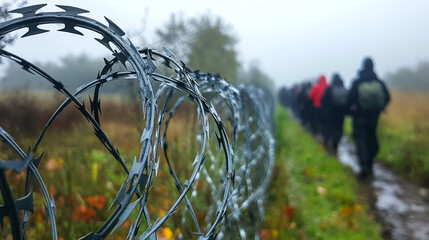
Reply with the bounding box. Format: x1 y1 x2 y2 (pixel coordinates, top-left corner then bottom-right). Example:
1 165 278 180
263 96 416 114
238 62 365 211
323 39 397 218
358 80 385 111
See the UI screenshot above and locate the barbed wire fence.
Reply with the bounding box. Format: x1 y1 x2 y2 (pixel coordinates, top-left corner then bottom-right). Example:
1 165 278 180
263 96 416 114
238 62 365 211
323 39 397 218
0 4 275 240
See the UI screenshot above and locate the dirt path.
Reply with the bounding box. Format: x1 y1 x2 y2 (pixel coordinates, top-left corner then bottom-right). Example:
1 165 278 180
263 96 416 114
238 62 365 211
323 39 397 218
337 137 429 240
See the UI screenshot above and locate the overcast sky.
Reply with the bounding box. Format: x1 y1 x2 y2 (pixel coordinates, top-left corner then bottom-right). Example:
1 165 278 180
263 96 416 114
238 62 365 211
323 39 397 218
3 0 429 87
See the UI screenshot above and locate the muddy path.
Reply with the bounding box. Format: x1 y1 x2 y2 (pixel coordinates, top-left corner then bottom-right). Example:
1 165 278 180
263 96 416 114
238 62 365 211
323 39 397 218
337 137 429 240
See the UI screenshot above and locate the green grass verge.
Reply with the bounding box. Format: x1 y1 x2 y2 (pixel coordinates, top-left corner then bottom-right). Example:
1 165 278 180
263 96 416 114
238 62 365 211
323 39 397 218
263 107 382 240
377 119 429 183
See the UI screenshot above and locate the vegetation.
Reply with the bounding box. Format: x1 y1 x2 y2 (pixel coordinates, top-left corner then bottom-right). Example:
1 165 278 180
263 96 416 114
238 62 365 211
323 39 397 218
1 12 275 94
155 12 275 90
0 91 205 239
263 107 382 239
155 12 239 82
342 91 429 183
0 54 139 95
154 12 189 60
0 0 27 49
187 15 240 83
0 9 277 238
386 61 429 91
1 91 385 239
376 91 429 183
237 60 276 94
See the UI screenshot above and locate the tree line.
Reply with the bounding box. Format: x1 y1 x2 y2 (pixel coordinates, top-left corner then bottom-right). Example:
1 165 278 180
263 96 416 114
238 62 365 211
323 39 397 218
385 61 429 92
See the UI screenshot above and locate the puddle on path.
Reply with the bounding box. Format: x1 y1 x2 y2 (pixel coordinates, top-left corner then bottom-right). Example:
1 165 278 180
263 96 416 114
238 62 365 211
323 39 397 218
337 137 429 240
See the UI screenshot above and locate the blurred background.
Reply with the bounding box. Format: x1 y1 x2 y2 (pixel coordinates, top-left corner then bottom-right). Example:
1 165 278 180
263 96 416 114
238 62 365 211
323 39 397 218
2 0 429 89
1 0 429 239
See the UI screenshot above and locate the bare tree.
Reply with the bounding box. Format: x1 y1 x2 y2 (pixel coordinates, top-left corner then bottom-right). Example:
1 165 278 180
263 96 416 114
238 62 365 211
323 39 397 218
0 0 27 49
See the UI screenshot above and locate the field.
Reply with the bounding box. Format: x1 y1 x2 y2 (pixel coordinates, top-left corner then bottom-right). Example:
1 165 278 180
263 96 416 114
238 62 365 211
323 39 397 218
0 91 209 239
342 91 429 182
377 91 429 182
1 92 383 239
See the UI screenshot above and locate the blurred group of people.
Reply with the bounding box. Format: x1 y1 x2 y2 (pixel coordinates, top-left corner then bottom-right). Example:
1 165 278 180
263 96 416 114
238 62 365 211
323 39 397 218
279 57 390 179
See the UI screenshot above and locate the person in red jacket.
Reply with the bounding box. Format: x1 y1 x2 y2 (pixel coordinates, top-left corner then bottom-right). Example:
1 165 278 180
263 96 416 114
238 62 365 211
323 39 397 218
308 75 329 135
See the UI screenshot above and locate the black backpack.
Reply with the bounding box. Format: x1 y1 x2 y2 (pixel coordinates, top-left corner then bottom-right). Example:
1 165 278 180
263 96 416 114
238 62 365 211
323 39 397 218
331 86 348 107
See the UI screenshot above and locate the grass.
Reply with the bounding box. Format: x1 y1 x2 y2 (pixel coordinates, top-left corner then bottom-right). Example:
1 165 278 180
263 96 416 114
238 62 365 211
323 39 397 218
1 91 383 239
263 107 382 239
376 91 429 183
0 91 209 239
342 91 429 183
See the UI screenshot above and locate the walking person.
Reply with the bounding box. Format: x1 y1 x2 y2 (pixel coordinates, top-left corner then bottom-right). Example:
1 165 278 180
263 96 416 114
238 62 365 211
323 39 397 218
321 73 347 152
346 57 390 179
309 75 329 135
297 82 312 129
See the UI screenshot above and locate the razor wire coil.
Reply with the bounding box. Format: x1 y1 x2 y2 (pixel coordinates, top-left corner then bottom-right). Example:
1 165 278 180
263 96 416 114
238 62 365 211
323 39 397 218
0 4 275 240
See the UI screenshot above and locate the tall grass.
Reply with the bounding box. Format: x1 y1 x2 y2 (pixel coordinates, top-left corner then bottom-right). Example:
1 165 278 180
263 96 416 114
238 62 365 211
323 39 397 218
0 91 210 239
378 91 429 182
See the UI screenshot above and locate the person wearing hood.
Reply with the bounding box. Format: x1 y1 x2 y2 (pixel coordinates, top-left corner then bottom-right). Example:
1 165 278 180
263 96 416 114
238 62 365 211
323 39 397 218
321 73 348 152
346 57 390 179
296 81 313 128
308 75 329 135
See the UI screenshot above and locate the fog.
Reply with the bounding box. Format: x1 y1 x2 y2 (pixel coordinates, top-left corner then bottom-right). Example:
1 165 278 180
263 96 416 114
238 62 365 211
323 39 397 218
2 0 429 87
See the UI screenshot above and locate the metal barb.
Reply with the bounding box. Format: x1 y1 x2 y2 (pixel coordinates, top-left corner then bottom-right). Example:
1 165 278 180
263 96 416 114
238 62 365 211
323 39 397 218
0 4 275 240
104 17 126 36
9 4 47 18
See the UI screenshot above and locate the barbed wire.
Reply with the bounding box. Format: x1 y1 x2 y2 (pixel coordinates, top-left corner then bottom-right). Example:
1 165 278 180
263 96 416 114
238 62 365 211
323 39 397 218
0 4 274 239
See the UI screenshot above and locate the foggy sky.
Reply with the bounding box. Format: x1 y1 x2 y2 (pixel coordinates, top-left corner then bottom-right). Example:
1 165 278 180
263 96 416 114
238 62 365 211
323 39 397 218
3 0 429 87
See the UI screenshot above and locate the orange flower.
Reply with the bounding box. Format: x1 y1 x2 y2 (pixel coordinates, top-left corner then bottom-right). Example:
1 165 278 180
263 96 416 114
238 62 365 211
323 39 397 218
282 205 295 219
162 199 171 209
158 209 167 218
340 206 353 217
353 204 363 212
84 195 106 210
272 229 279 239
73 205 96 221
45 158 61 170
121 220 131 229
259 229 271 240
158 227 173 240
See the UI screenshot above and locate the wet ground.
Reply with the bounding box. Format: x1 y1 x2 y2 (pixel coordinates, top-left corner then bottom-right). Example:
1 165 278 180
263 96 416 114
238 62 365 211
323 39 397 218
337 137 429 240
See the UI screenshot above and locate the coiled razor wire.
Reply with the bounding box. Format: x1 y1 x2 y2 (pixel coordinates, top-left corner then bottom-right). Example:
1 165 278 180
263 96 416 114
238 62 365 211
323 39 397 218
0 4 275 240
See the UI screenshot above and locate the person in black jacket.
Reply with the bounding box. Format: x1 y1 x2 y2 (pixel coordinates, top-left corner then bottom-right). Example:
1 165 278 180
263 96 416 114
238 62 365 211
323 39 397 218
297 82 312 129
346 57 390 179
321 73 347 152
